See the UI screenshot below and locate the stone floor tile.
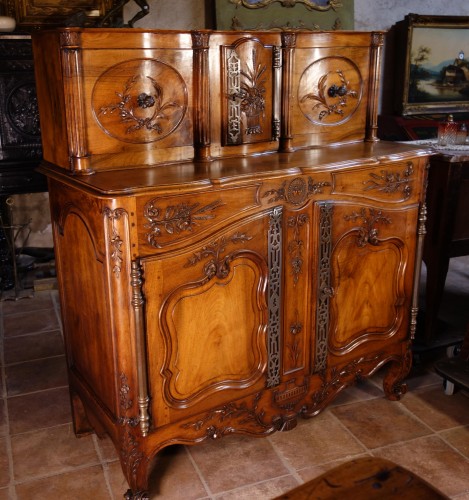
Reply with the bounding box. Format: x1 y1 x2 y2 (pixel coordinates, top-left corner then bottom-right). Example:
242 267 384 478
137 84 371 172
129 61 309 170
3 308 60 337
94 434 120 463
214 475 299 500
0 487 11 500
8 387 71 434
11 424 99 481
1 292 54 316
329 378 383 407
400 387 469 431
5 356 67 397
331 397 431 448
0 438 9 488
189 434 288 494
440 425 469 459
0 400 6 437
4 330 64 364
15 465 110 500
373 435 469 497
269 412 366 470
107 445 209 500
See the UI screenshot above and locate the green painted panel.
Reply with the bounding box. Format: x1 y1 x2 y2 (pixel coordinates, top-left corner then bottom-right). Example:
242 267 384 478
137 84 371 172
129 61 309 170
215 0 354 31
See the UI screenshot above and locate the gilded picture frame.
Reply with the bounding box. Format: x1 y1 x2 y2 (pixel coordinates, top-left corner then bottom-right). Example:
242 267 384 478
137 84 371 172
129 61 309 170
396 14 469 116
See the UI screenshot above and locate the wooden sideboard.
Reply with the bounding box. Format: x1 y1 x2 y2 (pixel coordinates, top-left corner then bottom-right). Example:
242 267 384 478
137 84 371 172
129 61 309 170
31 28 431 499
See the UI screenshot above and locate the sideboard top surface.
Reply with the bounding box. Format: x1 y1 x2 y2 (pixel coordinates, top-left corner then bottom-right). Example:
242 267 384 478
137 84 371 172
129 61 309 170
39 141 433 196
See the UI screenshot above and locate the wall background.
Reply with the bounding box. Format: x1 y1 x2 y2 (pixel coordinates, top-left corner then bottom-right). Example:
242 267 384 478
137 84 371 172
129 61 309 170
124 0 469 31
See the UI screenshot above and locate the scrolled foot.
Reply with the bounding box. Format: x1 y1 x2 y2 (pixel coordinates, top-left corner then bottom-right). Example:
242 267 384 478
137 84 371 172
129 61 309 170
123 489 149 500
383 379 408 401
382 348 412 401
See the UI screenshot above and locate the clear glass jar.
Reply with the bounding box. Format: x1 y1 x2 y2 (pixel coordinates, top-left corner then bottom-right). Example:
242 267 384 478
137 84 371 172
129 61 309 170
456 123 467 145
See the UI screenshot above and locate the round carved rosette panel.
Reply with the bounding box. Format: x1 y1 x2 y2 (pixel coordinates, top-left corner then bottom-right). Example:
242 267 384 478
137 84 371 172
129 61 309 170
92 58 188 144
7 82 41 137
298 56 363 126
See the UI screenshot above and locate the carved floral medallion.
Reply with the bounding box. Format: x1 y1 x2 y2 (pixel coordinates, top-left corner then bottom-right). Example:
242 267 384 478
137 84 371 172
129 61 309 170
299 57 362 125
92 59 187 143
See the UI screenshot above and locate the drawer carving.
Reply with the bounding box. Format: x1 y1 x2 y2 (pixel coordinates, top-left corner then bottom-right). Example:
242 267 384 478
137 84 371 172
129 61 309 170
309 353 383 413
332 162 416 202
363 161 414 200
262 176 331 205
144 198 225 249
139 186 260 252
273 377 309 410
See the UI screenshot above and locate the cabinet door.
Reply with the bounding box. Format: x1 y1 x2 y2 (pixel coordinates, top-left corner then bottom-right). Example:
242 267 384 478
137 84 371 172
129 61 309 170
142 209 280 427
312 200 418 370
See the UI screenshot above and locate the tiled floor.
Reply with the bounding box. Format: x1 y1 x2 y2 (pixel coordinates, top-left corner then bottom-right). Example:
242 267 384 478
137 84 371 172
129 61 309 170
0 259 468 499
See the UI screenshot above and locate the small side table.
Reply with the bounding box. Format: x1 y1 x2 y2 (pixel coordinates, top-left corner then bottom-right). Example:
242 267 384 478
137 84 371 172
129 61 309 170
422 148 469 344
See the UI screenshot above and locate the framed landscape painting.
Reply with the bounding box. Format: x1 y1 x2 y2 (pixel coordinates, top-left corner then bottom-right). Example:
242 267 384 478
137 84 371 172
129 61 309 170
396 14 469 116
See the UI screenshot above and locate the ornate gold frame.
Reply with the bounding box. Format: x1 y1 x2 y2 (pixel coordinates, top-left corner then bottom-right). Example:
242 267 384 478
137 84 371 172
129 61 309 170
395 14 469 116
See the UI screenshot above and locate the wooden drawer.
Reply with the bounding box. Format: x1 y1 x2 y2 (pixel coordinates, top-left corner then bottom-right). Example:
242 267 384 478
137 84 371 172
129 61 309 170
331 159 424 204
135 184 262 254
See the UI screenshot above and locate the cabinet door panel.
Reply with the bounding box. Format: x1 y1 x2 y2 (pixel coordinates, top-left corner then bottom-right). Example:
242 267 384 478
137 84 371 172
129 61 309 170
313 201 417 367
163 257 264 400
330 236 404 345
143 211 272 425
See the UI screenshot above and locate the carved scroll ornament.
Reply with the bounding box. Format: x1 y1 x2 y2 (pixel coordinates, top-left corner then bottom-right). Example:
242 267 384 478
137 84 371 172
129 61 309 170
344 208 392 247
363 162 414 200
144 199 224 248
184 232 253 279
263 176 331 206
229 0 343 11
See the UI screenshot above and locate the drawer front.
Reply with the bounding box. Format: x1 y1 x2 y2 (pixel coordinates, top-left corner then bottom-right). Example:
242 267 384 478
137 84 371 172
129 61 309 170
331 160 423 204
135 184 261 254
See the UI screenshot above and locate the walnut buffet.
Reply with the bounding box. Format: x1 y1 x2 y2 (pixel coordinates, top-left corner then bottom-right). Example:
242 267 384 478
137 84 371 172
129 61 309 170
31 28 431 499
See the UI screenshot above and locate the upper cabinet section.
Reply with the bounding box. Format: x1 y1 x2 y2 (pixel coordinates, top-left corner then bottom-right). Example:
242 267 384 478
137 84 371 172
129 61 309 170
31 28 384 174
282 31 383 151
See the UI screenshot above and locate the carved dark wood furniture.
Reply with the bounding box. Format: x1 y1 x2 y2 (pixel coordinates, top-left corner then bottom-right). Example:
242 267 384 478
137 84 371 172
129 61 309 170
0 33 46 290
422 151 469 342
0 34 44 195
32 28 431 499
